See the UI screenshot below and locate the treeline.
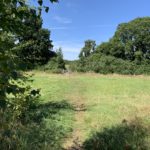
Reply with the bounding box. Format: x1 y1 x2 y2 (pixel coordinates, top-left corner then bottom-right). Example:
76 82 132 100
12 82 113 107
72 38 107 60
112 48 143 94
70 17 150 74
15 9 65 72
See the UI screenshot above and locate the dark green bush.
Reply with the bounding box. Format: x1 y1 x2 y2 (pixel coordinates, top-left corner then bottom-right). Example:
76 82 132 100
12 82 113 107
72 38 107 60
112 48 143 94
38 54 66 74
0 100 74 150
71 53 150 75
83 119 150 150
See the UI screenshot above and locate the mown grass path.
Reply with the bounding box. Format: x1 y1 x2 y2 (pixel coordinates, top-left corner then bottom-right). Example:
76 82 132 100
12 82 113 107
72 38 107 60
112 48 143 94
63 76 88 149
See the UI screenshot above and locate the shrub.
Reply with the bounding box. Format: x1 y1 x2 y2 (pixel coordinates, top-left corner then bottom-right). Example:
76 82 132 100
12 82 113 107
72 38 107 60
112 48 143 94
72 53 150 75
0 100 74 150
83 119 150 150
38 56 66 74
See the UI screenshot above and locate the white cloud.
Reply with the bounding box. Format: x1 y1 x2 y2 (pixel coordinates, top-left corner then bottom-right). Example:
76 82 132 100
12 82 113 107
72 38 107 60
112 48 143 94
53 41 82 60
53 15 72 24
64 1 78 14
50 24 116 30
53 41 82 53
50 27 68 30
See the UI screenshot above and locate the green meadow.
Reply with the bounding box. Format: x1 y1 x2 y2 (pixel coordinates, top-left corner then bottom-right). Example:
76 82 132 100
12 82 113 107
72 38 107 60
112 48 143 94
31 71 150 149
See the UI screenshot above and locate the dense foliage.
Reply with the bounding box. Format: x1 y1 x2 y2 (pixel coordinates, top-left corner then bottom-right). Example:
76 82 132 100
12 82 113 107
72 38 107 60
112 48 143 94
71 17 150 74
84 119 150 150
79 40 96 58
16 13 55 68
96 17 150 63
0 0 63 149
39 48 66 73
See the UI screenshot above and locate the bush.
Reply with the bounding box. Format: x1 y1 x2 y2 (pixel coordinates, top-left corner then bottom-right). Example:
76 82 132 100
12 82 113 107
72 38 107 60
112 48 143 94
83 119 150 150
38 56 66 74
0 100 74 150
72 53 150 75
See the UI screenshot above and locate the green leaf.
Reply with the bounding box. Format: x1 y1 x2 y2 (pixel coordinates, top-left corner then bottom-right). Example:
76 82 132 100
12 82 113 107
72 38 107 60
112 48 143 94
38 0 43 6
45 7 49 13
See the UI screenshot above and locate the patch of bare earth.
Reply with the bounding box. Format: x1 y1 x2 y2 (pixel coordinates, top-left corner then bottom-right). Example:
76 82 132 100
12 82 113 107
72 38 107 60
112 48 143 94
63 79 87 150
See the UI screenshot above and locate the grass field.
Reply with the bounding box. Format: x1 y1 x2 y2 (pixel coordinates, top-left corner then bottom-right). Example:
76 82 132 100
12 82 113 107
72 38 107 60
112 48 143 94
31 71 150 149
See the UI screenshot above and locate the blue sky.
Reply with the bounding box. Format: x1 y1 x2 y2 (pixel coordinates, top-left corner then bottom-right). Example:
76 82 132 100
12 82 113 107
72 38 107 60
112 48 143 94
32 0 150 60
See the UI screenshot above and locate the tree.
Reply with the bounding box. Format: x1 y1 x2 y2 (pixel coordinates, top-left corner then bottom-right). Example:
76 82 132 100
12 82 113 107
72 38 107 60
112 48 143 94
75 17 150 74
0 0 59 148
15 8 55 67
56 47 65 69
96 17 150 63
17 28 54 67
79 40 96 58
0 0 59 108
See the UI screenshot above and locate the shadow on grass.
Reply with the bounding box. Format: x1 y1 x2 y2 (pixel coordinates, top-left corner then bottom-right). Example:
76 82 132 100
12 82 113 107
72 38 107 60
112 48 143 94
27 100 74 123
23 100 75 150
83 119 150 150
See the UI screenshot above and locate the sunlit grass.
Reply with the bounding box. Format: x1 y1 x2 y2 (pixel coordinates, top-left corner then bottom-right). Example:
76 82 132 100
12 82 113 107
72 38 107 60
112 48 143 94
31 71 150 146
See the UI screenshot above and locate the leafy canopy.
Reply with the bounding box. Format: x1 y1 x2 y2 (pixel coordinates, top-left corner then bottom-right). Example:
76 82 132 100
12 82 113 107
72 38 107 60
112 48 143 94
74 17 150 74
